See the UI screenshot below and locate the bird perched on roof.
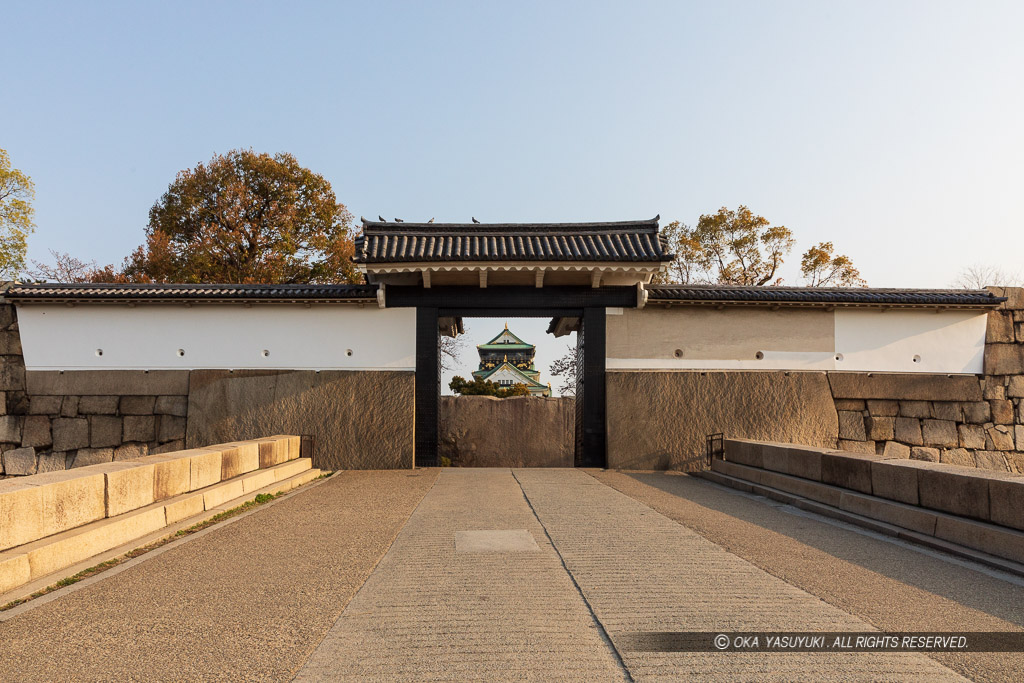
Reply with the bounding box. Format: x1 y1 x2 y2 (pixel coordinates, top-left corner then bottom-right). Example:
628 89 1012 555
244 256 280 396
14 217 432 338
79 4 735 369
471 216 480 223
394 218 404 223
378 215 386 222
427 217 434 223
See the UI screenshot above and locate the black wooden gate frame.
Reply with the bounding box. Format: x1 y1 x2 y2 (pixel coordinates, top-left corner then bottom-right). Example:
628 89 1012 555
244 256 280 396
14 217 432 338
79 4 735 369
386 285 636 468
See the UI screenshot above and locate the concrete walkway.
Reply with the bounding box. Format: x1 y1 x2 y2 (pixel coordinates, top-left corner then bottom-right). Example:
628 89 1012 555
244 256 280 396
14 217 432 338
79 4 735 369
2 468 1022 681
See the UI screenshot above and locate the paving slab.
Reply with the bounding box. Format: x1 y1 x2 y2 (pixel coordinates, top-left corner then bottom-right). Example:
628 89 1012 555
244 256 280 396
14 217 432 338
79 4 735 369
513 469 962 681
295 468 627 681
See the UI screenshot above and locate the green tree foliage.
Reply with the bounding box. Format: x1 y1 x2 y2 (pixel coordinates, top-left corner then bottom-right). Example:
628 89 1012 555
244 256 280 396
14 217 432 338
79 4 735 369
0 148 36 279
449 376 530 398
122 149 359 283
800 241 865 287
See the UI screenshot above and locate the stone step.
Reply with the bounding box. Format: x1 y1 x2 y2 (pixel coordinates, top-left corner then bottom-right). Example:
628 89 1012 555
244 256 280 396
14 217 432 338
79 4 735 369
0 458 317 597
702 461 1024 578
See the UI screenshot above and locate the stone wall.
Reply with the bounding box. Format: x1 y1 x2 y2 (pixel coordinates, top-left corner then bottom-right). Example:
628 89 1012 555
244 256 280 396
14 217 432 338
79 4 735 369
606 370 839 471
185 369 415 470
828 287 1024 474
0 304 190 476
439 395 574 467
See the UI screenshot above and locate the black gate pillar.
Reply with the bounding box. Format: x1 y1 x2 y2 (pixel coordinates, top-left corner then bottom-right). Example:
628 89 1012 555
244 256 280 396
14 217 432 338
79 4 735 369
415 307 440 467
578 306 607 467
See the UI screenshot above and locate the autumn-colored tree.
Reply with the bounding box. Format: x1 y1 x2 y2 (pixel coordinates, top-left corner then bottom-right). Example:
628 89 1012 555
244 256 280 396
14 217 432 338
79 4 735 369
0 148 36 279
650 221 705 285
800 242 865 287
122 149 360 283
448 376 531 398
692 206 794 286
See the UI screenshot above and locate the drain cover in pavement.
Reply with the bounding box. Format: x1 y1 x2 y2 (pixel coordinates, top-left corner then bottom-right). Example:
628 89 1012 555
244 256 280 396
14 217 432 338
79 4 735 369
455 529 540 553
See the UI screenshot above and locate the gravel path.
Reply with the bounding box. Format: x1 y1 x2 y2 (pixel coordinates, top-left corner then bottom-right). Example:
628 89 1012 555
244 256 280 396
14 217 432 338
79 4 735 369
0 469 438 682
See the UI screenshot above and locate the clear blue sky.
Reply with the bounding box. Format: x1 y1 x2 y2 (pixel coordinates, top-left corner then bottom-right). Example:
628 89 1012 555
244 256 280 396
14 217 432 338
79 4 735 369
3 1 1022 386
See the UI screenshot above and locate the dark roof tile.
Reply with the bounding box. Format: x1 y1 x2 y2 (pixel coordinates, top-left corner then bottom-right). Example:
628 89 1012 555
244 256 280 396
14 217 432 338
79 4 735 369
646 285 1003 307
4 283 378 302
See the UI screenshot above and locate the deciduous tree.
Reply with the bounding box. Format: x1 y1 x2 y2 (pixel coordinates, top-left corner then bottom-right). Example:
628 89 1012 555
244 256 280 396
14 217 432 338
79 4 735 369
693 205 794 286
123 149 360 284
0 148 35 279
800 241 865 287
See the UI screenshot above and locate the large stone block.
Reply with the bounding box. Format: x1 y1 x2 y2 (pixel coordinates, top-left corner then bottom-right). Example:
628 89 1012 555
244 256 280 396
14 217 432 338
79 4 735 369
256 438 287 468
827 373 983 401
21 415 52 449
866 400 899 416
0 553 30 594
865 416 895 442
837 439 875 454
922 419 958 448
837 411 866 441
157 415 186 443
975 450 1009 471
52 418 89 451
893 417 923 445
932 402 963 422
910 446 940 462
990 478 1024 531
871 460 921 505
985 344 1024 376
838 490 936 535
60 396 79 417
987 311 1015 343
71 448 114 468
77 395 119 415
138 453 191 500
0 415 22 443
154 395 188 417
187 448 223 490
187 370 416 470
987 426 1015 451
917 465 991 521
605 371 838 471
36 452 65 473
881 441 910 459
164 493 204 525
27 396 62 415
758 442 791 474
84 462 156 517
120 395 156 415
784 444 824 481
30 469 107 538
983 381 1005 401
217 441 260 479
114 442 148 461
0 356 26 391
26 507 166 581
991 399 1014 424
439 396 575 467
940 448 975 467
962 401 991 424
123 415 156 442
958 423 987 449
1007 376 1024 398
899 401 932 418
203 478 245 509
26 370 189 396
3 447 36 475
0 480 44 550
933 515 1024 565
821 451 878 494
89 415 123 448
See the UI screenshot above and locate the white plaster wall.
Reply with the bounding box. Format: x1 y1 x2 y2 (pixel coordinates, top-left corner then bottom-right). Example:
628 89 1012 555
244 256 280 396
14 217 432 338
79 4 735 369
606 307 987 374
17 304 416 371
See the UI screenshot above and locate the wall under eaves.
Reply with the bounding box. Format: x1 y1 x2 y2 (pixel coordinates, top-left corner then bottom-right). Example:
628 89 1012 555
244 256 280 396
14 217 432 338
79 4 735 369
0 301 416 474
605 295 1024 473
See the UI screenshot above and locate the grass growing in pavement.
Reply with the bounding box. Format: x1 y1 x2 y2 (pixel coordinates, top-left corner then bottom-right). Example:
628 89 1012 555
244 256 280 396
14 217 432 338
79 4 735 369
0 471 334 613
